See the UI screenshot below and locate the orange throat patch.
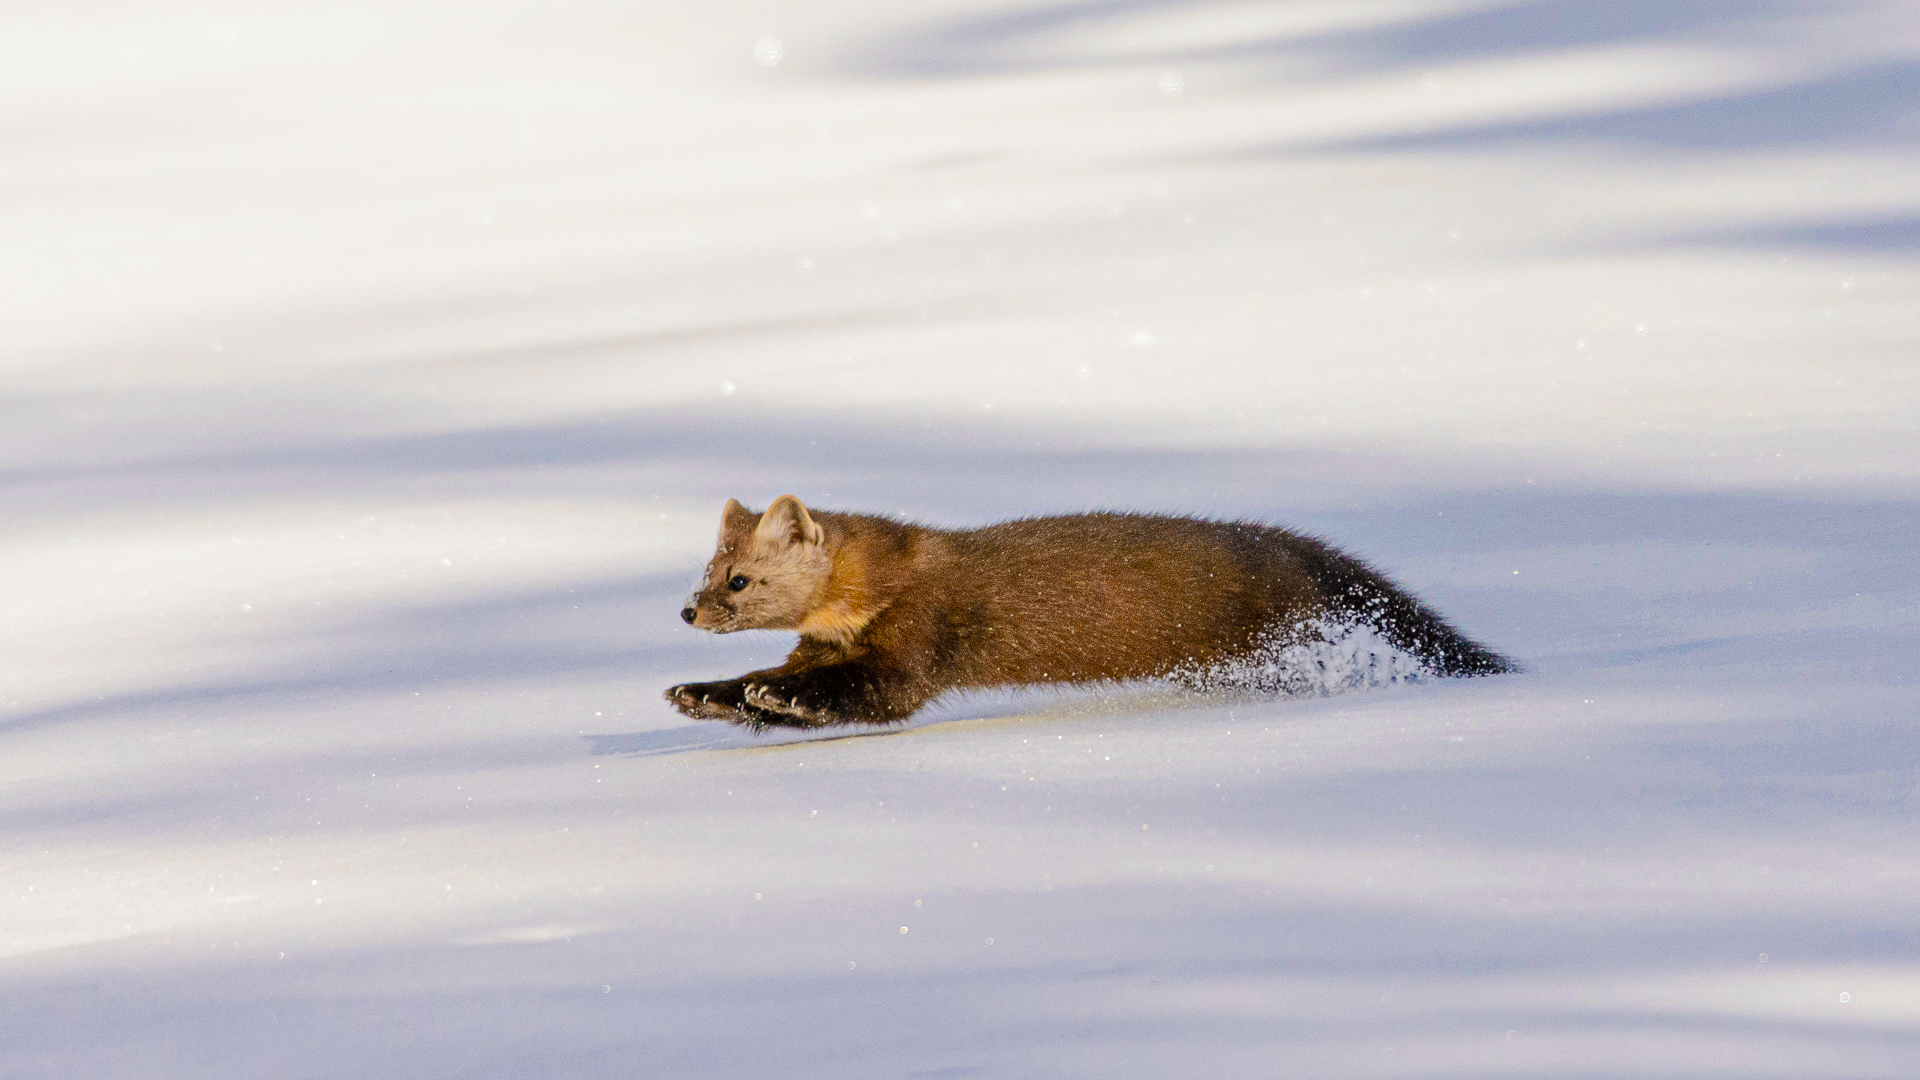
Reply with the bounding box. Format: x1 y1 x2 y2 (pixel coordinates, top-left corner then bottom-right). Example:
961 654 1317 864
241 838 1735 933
797 601 874 645
797 546 877 645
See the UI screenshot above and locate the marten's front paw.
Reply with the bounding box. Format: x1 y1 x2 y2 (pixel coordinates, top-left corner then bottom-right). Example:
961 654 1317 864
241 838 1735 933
741 683 838 728
666 680 749 721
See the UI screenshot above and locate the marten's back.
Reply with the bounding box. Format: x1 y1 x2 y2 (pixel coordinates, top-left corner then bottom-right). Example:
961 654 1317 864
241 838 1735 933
860 512 1511 687
871 514 1314 686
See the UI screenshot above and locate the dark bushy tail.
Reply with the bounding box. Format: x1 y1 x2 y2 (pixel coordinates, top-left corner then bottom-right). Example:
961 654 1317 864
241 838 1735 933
1291 535 1519 677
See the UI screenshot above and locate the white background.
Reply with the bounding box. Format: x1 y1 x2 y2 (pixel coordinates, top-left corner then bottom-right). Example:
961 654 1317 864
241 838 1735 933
4 1 1918 1075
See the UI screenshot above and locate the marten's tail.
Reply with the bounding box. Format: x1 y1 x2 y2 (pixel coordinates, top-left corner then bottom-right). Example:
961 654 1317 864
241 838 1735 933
1290 535 1519 677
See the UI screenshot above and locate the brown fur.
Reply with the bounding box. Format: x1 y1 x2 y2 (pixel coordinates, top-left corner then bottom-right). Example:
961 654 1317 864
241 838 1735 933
668 496 1514 730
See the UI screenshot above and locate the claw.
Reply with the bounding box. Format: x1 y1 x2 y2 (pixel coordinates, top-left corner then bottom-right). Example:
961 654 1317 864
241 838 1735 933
742 684 835 727
668 683 749 721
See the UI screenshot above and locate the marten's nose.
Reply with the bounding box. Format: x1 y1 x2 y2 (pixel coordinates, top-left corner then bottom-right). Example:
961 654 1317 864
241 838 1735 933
681 606 697 624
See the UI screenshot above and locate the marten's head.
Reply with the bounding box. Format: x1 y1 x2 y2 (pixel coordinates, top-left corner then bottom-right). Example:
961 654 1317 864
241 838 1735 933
681 495 831 633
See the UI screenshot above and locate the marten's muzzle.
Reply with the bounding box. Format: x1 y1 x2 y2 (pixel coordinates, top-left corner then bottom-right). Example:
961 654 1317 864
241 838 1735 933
681 590 739 633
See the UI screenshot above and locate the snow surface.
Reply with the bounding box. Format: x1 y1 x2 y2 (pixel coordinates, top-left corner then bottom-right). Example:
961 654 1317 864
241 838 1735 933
4 0 1918 1075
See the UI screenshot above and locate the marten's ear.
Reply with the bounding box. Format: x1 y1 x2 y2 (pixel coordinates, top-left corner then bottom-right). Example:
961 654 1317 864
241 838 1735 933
755 494 824 547
718 498 756 551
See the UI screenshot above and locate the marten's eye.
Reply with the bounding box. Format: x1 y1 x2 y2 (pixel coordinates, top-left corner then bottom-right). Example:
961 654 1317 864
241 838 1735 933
727 574 750 592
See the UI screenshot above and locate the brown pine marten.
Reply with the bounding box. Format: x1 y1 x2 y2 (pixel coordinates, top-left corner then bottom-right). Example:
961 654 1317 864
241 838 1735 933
667 495 1514 730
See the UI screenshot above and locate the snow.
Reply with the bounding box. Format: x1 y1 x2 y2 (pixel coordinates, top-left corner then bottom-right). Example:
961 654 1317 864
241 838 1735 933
3 0 1918 1075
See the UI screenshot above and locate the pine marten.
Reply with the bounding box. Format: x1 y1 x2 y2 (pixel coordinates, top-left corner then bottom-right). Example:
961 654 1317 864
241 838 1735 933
667 495 1514 730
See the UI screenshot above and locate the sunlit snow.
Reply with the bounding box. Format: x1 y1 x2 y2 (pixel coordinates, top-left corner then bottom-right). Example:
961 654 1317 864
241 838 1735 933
3 0 1917 1076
